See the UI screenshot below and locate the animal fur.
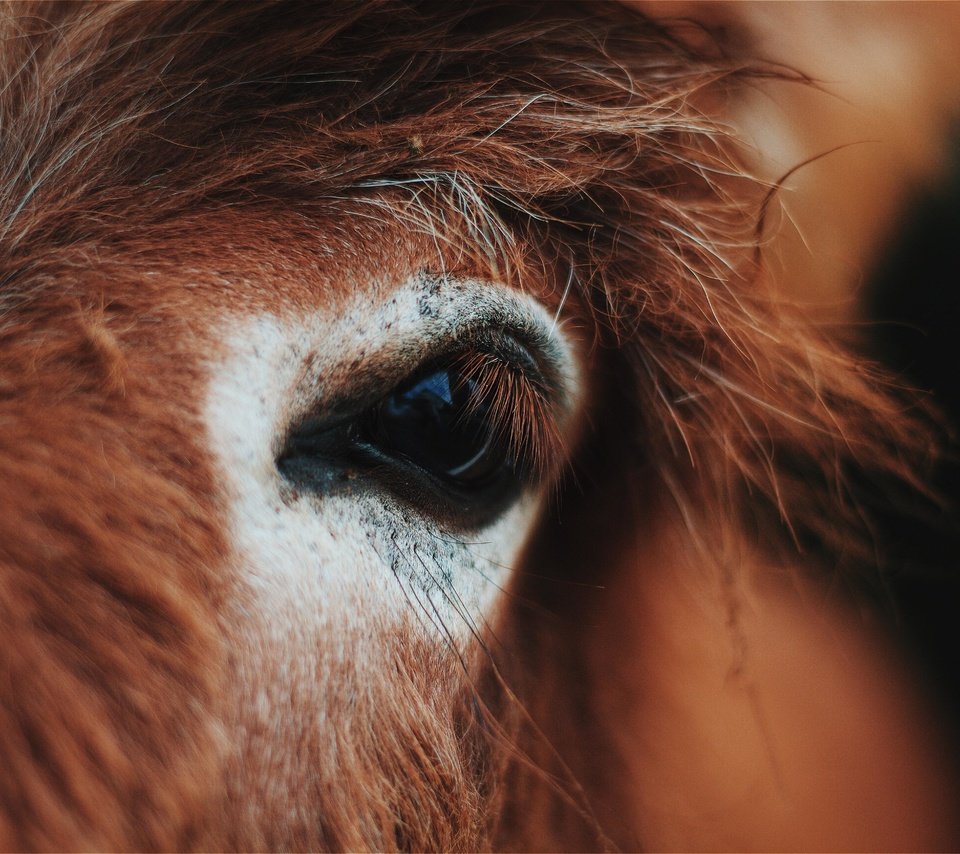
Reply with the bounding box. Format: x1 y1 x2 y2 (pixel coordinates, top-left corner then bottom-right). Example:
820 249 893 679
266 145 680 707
0 1 949 850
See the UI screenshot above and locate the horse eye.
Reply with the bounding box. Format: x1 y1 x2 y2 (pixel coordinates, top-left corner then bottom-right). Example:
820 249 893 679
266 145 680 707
363 365 509 488
279 338 549 526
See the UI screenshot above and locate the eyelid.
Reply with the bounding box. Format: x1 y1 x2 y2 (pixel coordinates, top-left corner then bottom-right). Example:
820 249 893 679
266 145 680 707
288 322 571 437
280 329 569 483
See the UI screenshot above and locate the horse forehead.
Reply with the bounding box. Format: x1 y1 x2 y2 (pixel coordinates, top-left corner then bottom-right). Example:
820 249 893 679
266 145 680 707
85 213 518 341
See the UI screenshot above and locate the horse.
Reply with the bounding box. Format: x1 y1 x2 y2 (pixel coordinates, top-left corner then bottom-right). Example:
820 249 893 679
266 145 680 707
0 1 957 850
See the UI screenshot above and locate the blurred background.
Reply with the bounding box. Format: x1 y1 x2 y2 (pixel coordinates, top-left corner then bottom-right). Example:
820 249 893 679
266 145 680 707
723 0 960 777
626 2 960 846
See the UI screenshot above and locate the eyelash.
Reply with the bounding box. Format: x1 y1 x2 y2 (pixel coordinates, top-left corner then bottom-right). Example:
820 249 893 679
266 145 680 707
448 347 563 481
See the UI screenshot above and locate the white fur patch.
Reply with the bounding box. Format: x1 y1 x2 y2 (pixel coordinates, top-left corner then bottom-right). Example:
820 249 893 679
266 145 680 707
206 273 577 628
203 273 579 770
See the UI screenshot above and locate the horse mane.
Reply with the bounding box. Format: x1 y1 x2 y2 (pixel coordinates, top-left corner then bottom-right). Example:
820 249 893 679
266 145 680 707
0 1 944 849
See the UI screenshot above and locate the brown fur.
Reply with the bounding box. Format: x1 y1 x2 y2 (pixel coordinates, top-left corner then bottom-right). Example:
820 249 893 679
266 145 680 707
0 1 951 850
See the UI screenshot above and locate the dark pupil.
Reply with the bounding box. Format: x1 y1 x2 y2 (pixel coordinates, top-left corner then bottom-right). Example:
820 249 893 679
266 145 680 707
371 367 505 486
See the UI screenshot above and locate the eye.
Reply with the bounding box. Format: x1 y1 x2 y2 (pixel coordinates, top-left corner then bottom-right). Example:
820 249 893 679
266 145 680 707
363 365 510 489
278 332 563 528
